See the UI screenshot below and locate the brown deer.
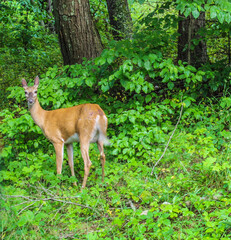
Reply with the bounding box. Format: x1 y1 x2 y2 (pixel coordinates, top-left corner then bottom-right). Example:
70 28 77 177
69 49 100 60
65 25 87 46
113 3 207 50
22 76 110 189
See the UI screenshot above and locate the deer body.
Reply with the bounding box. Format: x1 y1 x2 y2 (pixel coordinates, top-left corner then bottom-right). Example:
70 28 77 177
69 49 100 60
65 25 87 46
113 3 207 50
22 76 109 189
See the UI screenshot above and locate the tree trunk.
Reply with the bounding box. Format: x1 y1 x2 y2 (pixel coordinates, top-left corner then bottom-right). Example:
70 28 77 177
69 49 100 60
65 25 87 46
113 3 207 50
53 0 103 65
178 12 208 68
106 0 133 40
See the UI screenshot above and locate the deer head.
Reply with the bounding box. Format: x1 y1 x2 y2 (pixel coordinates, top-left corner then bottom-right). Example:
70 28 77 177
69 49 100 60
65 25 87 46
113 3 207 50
22 76 39 107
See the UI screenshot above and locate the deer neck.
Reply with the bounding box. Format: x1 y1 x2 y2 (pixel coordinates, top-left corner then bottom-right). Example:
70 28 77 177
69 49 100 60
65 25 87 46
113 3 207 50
29 98 46 129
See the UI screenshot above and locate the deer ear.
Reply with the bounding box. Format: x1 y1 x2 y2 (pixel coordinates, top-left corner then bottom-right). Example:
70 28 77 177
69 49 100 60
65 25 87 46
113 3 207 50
34 76 39 86
22 79 28 87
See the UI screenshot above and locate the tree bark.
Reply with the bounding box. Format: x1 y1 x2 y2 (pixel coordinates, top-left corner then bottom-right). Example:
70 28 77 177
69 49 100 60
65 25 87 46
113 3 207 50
106 0 133 40
178 12 208 68
53 0 103 65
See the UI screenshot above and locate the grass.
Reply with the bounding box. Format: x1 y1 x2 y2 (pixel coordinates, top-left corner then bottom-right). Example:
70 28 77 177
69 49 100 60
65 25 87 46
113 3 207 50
1 144 231 239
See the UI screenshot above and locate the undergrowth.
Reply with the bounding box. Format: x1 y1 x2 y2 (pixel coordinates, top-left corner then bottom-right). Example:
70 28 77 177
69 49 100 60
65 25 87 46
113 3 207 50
1 28 231 238
1 56 231 239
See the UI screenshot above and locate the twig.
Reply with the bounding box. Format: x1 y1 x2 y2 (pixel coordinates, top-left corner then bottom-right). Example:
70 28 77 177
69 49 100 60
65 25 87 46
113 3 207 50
1 194 97 213
179 160 189 173
49 203 67 223
18 201 36 215
1 194 81 200
1 195 35 200
128 200 136 211
150 98 184 175
35 202 45 215
38 182 55 197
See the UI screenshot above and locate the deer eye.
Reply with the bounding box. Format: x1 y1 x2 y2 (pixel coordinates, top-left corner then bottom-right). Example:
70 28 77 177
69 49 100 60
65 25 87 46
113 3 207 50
25 91 28 95
34 91 37 94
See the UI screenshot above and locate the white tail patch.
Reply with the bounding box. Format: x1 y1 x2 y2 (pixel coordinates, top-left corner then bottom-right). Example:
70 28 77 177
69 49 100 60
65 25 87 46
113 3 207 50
101 135 111 146
89 115 110 145
98 115 110 146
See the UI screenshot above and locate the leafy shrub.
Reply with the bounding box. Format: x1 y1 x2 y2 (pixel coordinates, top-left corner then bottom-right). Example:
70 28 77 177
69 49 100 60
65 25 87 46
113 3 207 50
0 0 62 108
1 32 231 239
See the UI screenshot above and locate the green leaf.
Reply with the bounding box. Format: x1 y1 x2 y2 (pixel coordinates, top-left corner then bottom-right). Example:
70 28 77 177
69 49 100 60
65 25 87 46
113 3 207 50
122 60 133 72
18 211 34 227
225 13 231 23
51 71 56 79
101 83 110 92
210 6 217 19
135 84 141 94
184 99 191 107
85 77 94 87
192 8 200 19
144 60 152 71
149 72 156 78
195 74 202 82
18 215 27 227
129 116 136 123
95 56 106 66
217 12 225 24
145 95 152 103
203 157 216 169
113 217 123 227
167 82 174 90
107 55 114 64
148 54 157 63
184 8 191 17
142 85 148 93
176 3 186 13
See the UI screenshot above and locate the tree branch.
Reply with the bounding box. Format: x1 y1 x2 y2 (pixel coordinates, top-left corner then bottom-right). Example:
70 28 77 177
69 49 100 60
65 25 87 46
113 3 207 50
1 193 97 214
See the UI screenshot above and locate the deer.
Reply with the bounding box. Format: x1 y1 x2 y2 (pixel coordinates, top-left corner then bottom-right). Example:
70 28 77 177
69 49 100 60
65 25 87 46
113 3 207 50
22 76 110 189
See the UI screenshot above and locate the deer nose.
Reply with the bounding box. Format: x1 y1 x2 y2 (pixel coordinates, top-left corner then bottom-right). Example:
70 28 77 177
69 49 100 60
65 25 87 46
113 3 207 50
29 99 34 104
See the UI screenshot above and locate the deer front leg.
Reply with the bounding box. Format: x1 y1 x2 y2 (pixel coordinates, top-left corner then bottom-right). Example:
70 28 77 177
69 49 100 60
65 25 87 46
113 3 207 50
53 142 64 175
66 143 77 186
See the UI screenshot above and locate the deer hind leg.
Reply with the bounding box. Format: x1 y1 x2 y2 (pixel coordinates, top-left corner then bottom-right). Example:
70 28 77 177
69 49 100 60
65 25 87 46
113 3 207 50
80 141 92 189
53 142 64 175
66 143 77 186
97 141 105 182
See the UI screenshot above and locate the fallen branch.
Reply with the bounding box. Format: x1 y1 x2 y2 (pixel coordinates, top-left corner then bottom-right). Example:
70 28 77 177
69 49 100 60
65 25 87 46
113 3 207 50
18 201 36 215
151 98 184 176
1 194 97 213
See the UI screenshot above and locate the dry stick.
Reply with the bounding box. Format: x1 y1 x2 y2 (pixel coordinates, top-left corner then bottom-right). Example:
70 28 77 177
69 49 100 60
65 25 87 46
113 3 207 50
18 201 36 215
1 194 97 212
2 194 81 200
150 99 184 176
37 182 55 197
2 195 34 200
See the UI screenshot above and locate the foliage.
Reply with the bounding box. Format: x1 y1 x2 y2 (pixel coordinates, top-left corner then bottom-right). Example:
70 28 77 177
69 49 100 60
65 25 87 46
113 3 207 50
90 0 112 44
1 40 231 238
0 0 62 108
1 0 231 239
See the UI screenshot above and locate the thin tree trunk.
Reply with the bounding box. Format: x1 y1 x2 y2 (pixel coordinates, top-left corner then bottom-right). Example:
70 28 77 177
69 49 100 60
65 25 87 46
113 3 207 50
228 30 231 65
53 0 103 65
40 0 54 33
106 0 133 40
178 12 208 68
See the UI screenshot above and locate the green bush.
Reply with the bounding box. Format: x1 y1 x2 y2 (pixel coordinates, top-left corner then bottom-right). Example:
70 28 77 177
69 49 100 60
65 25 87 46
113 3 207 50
1 42 231 238
0 0 62 108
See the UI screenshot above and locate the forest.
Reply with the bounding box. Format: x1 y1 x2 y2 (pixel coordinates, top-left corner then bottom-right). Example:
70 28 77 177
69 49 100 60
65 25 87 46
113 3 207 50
0 0 231 239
